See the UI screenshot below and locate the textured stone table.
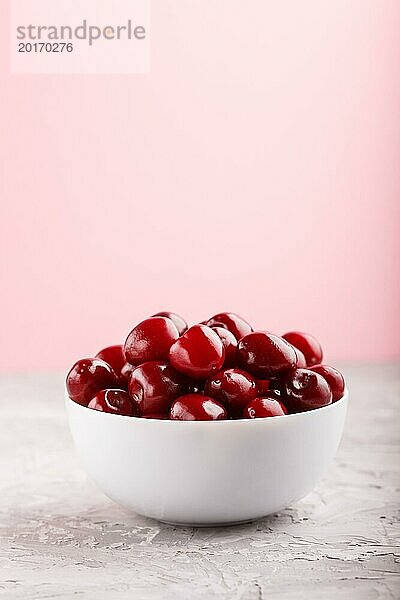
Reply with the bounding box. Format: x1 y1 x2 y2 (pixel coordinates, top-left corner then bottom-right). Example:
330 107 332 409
0 364 399 599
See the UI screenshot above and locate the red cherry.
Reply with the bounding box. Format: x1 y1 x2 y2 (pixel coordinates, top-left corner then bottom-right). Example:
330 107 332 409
120 362 134 383
206 312 252 341
282 332 323 367
291 346 307 368
243 396 288 419
237 332 297 378
66 358 117 406
211 326 237 367
205 368 257 418
88 389 136 416
309 364 345 402
142 413 169 420
283 368 332 412
152 311 188 336
170 394 227 421
128 361 189 416
96 345 126 383
257 379 271 395
124 317 179 366
169 324 225 379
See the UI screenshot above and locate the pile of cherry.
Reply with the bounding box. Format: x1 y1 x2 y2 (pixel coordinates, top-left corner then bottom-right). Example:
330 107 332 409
66 312 345 420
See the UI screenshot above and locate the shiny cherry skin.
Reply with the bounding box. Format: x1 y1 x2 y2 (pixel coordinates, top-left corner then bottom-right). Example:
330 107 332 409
96 345 126 383
309 364 345 402
282 331 323 367
243 395 288 419
170 394 227 421
120 362 134 383
152 311 188 336
128 361 190 416
237 332 297 378
169 324 225 379
283 368 332 413
66 358 117 406
206 312 252 341
211 326 237 367
88 389 136 416
292 346 307 368
205 368 257 418
124 317 179 365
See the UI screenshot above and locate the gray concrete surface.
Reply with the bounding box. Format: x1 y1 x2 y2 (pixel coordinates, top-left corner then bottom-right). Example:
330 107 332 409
0 364 399 599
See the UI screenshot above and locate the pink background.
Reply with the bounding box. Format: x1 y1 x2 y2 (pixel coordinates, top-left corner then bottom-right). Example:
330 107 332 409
1 0 399 371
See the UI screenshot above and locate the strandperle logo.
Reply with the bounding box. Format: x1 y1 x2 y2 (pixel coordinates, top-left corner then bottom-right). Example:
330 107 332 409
16 19 147 46
11 0 150 74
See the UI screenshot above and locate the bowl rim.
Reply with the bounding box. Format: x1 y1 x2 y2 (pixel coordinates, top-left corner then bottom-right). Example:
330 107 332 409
65 387 348 425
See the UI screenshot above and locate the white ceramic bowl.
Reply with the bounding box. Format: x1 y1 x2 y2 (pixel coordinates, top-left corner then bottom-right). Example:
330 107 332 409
66 390 348 526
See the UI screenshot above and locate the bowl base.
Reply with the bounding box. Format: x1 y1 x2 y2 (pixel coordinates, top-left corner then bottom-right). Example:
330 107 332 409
157 517 258 528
